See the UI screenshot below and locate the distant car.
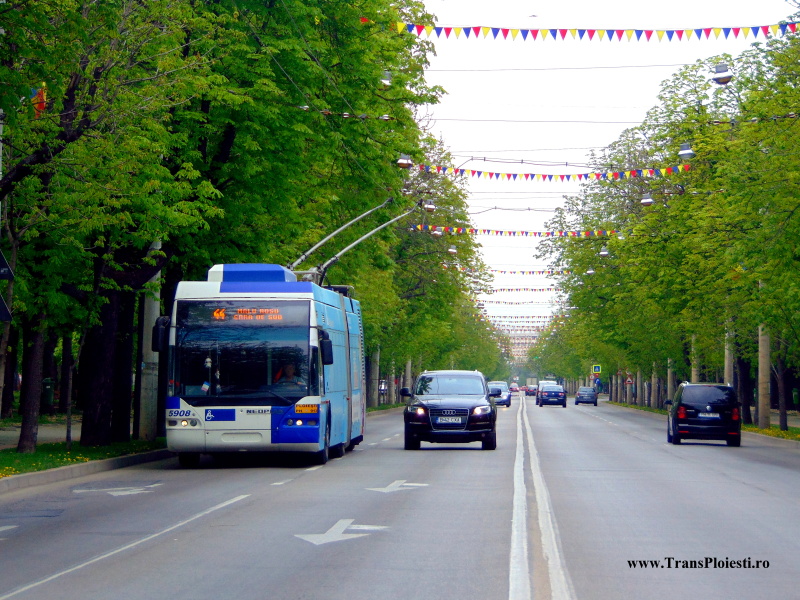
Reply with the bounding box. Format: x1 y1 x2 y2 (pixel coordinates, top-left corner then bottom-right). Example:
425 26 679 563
402 370 500 450
575 386 598 406
537 384 567 407
488 381 512 407
509 383 519 392
525 385 538 397
536 380 557 401
666 382 741 446
519 385 528 393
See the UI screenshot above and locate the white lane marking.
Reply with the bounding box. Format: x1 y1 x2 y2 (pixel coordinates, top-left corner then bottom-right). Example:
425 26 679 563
523 397 575 600
0 495 249 600
509 393 531 600
305 465 323 472
0 526 18 533
73 483 163 496
295 518 387 545
381 437 392 442
366 480 429 493
368 443 378 446
271 480 292 486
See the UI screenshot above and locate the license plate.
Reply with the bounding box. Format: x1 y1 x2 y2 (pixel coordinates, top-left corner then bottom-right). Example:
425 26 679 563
698 412 719 418
437 416 462 424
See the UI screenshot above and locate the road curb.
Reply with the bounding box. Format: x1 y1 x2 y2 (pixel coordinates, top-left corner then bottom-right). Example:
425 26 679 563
0 449 174 495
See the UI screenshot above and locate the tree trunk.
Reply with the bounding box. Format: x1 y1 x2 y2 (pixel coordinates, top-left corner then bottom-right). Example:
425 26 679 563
1 326 19 418
736 355 755 425
368 347 380 408
17 314 46 453
41 332 58 415
111 290 136 442
59 335 74 414
78 291 120 446
774 355 788 431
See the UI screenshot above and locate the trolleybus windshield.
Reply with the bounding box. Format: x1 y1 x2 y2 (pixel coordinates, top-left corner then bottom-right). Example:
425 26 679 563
174 300 314 406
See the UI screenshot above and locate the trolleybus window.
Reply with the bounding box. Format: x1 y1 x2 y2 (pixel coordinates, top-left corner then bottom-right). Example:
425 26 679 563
174 300 314 406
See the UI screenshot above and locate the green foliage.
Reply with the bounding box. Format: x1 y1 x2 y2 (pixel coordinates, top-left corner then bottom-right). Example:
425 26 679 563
535 21 800 382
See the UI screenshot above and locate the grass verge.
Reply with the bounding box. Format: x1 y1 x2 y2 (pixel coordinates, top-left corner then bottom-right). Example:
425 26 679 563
0 438 167 479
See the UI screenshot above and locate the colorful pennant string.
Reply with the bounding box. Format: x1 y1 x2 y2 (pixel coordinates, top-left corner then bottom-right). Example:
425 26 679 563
415 225 618 237
487 287 559 293
396 22 798 42
418 163 690 181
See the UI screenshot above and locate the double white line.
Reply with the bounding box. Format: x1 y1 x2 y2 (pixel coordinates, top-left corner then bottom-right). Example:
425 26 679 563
509 395 574 600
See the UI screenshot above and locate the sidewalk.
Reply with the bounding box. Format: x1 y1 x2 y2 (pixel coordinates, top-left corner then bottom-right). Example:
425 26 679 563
0 422 82 451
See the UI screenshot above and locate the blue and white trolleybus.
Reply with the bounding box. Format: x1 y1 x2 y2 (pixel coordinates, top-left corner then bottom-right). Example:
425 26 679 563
153 264 365 467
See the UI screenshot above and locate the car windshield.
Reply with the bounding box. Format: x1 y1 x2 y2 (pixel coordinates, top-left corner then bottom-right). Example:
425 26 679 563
541 385 563 392
578 387 594 393
415 375 485 395
681 386 737 407
489 382 509 391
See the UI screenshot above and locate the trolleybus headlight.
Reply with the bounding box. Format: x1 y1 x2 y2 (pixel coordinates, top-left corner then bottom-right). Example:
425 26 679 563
189 419 198 426
307 420 317 426
168 420 177 427
296 419 304 426
181 419 189 427
286 419 294 426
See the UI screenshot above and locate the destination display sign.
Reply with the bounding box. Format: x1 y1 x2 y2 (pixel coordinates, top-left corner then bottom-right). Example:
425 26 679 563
178 300 310 328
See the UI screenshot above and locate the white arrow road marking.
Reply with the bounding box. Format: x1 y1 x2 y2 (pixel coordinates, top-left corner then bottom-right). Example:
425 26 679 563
73 483 162 496
366 479 429 493
295 519 387 546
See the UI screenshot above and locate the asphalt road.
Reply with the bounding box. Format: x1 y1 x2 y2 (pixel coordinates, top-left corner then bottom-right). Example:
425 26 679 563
0 395 798 600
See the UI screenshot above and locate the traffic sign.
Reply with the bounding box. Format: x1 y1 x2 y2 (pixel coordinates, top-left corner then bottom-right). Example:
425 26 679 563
625 377 634 385
592 364 601 373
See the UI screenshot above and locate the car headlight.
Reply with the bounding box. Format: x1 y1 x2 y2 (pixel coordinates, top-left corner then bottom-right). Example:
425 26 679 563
473 405 492 415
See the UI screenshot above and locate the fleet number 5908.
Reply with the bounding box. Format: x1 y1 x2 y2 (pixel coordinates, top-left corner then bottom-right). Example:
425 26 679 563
168 410 192 417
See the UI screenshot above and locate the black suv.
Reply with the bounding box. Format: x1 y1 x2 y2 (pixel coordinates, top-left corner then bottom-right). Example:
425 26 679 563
402 370 500 450
666 382 742 446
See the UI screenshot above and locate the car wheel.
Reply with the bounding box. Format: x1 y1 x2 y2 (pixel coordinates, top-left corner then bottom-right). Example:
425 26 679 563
404 430 420 450
482 431 497 450
727 435 741 447
670 431 682 445
574 400 579 405
177 452 200 468
562 401 567 407
593 401 597 406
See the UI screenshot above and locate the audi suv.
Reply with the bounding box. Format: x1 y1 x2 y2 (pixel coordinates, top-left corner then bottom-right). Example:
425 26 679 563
402 370 500 450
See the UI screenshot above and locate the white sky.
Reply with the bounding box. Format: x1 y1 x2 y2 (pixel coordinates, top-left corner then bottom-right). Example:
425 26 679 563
419 0 796 359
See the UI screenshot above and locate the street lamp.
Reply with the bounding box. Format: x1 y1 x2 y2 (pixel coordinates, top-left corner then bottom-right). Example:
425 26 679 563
640 193 654 206
678 142 696 160
448 245 457 255
712 63 733 85
397 154 413 169
599 246 609 258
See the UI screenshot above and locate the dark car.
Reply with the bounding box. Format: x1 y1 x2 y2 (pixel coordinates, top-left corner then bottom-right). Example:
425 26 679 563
575 386 598 406
666 382 742 446
402 370 500 450
537 384 567 407
525 385 538 397
488 381 512 407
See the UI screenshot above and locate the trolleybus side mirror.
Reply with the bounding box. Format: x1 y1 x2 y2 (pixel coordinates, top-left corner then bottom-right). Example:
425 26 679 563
320 339 334 365
152 316 171 353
